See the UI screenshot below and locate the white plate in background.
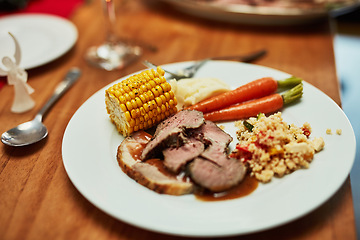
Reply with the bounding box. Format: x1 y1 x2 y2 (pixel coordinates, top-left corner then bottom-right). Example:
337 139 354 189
0 13 78 70
159 0 360 25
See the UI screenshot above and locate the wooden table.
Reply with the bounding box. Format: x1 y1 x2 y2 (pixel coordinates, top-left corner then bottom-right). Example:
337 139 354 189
0 0 356 239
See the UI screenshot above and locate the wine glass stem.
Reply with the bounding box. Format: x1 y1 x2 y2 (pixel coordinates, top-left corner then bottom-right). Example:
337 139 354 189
103 0 118 44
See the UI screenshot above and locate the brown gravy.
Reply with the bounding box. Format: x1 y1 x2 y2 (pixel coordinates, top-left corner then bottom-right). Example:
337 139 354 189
195 174 258 201
127 131 258 201
145 157 258 201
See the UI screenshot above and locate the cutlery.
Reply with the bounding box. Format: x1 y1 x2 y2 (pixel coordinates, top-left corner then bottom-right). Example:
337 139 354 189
143 49 266 80
1 68 81 147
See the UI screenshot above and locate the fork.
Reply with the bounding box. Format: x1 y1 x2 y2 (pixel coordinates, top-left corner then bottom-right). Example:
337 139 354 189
143 49 266 80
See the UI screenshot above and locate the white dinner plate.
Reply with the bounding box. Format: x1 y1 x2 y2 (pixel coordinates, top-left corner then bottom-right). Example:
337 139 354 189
159 0 360 25
62 61 355 237
0 13 78 70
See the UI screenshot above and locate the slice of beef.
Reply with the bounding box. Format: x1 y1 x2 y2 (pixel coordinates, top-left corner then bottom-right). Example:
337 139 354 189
163 137 204 173
117 131 194 195
188 121 247 192
201 120 233 146
189 156 246 192
141 110 204 160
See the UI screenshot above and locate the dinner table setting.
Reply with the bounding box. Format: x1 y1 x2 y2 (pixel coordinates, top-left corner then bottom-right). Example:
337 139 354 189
0 0 359 239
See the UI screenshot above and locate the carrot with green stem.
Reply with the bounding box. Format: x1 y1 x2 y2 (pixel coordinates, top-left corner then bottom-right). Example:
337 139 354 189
186 76 302 113
203 83 303 122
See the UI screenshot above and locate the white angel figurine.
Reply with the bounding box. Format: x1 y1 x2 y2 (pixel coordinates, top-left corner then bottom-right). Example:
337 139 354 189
0 32 35 113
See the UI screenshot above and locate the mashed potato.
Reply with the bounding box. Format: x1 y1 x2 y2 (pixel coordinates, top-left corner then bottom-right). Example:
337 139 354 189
170 78 230 110
231 112 325 182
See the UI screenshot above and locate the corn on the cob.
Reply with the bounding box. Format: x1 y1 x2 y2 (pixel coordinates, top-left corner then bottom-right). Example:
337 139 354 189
105 67 178 136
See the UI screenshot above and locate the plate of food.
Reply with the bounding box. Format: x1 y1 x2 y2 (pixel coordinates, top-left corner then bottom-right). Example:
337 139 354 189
62 61 355 237
0 13 78 70
158 0 360 25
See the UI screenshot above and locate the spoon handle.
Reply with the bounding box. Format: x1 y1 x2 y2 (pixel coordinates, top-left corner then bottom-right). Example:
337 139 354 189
36 68 81 121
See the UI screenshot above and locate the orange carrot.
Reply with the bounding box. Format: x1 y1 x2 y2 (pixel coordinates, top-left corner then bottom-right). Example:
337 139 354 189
204 84 303 122
186 76 302 114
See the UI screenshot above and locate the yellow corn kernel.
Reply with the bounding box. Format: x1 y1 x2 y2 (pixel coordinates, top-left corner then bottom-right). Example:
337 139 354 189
156 106 161 115
130 99 137 109
149 80 156 88
119 95 126 104
159 76 166 83
126 101 133 111
131 108 140 118
139 94 147 104
160 95 166 105
160 104 166 113
149 99 156 110
125 111 131 122
135 118 140 126
147 90 154 100
164 92 170 101
135 97 142 108
161 82 170 92
114 91 120 99
157 66 165 76
155 96 163 106
140 84 147 93
156 85 164 95
124 93 131 102
129 91 135 99
154 77 161 85
144 114 149 122
148 110 154 119
120 104 127 112
105 67 178 136
151 68 159 78
123 85 131 93
119 88 126 95
129 118 136 127
145 82 152 90
143 102 150 113
151 88 159 98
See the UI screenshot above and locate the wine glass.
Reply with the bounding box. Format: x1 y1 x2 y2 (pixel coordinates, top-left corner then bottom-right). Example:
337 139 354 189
85 0 142 71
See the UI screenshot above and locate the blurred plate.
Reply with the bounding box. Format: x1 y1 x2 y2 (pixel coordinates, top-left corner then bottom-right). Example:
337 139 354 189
159 0 360 25
0 13 78 70
62 61 355 237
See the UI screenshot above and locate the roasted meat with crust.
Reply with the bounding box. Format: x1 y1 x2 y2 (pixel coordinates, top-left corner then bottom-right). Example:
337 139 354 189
117 110 247 195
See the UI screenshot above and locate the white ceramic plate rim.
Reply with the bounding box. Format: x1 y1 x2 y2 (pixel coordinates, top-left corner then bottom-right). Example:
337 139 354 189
62 61 356 237
0 13 78 70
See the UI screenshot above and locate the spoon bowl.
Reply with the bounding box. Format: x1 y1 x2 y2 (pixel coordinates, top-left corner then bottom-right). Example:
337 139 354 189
1 68 81 147
1 118 47 147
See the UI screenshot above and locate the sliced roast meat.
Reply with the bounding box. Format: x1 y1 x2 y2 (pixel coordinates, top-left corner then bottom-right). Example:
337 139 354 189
189 156 246 192
141 110 204 160
117 131 194 195
188 121 247 192
200 121 232 160
163 137 204 173
201 120 233 147
123 110 248 194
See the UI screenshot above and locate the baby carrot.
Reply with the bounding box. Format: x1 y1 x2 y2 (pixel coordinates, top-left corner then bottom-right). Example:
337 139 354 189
186 76 302 113
203 84 303 122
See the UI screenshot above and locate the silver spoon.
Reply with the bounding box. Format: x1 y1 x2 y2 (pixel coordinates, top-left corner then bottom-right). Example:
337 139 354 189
1 68 81 147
